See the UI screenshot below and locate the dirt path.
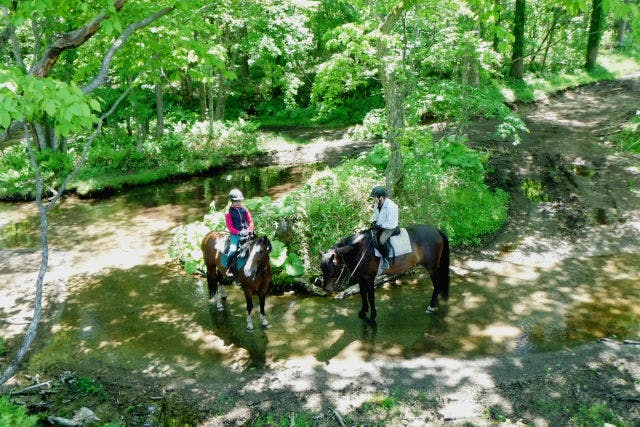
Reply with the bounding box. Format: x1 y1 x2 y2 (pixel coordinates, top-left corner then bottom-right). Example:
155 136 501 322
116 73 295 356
2 77 640 426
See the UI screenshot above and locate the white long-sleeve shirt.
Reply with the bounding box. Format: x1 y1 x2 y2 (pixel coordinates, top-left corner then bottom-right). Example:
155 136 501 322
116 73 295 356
371 197 399 229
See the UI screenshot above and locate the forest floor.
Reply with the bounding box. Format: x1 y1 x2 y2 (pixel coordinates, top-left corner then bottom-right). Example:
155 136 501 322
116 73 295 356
2 76 640 426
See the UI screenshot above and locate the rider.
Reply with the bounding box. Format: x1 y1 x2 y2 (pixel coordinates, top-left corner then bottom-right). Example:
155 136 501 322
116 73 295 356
225 188 254 277
370 186 398 270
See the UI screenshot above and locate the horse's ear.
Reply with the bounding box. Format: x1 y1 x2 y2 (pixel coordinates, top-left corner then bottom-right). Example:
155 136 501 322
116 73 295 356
332 250 342 267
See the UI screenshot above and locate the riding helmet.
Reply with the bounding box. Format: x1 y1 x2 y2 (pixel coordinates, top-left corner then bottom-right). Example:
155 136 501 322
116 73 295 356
370 186 387 198
229 188 244 201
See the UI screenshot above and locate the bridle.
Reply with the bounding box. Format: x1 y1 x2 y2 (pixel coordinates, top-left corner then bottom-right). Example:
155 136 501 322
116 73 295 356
331 231 372 286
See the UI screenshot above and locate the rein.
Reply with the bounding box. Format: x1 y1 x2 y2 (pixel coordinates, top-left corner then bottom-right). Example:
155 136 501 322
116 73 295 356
335 233 372 285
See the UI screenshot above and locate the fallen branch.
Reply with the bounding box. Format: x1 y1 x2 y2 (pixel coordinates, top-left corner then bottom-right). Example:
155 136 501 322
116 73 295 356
11 380 51 395
332 408 346 427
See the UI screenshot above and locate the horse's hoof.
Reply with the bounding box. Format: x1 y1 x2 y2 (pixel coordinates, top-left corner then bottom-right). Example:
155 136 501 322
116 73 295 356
246 325 254 331
426 306 437 313
368 319 377 326
358 311 367 319
262 323 271 329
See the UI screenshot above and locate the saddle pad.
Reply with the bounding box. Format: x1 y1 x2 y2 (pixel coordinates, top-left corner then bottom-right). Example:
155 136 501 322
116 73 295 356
218 236 247 269
374 228 412 258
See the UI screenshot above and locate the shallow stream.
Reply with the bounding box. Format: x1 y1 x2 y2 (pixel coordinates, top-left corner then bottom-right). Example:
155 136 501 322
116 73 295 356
1 165 638 378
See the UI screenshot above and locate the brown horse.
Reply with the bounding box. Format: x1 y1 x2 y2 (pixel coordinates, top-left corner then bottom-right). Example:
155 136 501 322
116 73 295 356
201 231 273 331
320 224 450 323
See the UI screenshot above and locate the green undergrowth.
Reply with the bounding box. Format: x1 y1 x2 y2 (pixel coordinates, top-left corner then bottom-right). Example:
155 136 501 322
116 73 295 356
169 128 508 289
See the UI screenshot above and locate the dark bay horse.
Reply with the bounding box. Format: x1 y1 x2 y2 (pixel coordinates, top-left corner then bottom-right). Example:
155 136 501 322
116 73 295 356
320 224 450 323
201 231 273 331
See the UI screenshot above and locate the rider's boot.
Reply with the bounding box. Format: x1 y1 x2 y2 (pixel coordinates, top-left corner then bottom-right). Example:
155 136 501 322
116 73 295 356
226 253 237 277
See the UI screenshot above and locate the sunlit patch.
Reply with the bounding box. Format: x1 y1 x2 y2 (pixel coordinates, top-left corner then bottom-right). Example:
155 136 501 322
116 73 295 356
512 291 556 314
463 323 522 352
143 362 177 377
128 290 139 297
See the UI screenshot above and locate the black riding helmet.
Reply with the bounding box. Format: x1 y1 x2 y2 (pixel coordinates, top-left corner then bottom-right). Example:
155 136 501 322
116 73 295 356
370 186 387 198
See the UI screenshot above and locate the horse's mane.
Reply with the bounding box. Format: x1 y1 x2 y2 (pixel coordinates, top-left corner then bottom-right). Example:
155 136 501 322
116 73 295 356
333 229 371 249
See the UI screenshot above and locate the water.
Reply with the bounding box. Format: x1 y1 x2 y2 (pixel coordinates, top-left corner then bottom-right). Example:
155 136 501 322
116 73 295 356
1 165 639 377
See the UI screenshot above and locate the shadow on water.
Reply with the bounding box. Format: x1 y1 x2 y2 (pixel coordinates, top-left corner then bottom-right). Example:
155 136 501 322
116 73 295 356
26 251 640 379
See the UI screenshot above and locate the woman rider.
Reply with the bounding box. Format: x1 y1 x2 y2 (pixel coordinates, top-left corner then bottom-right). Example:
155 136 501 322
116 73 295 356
370 186 398 270
225 189 254 277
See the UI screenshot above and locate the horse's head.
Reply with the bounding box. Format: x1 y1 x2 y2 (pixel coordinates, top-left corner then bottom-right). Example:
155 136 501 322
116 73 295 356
320 232 370 292
319 247 342 293
243 235 272 279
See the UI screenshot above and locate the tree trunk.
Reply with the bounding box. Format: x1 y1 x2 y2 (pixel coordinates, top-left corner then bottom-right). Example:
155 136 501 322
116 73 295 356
198 82 207 121
377 37 405 196
155 79 164 138
585 0 605 71
492 0 502 52
213 71 228 121
207 68 215 135
0 134 47 385
510 0 526 79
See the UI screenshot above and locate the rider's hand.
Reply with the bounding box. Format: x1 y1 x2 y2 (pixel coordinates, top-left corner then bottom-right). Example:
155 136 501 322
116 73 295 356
239 229 247 236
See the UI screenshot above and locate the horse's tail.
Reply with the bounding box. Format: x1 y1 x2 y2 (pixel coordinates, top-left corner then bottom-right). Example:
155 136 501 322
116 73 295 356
438 230 450 301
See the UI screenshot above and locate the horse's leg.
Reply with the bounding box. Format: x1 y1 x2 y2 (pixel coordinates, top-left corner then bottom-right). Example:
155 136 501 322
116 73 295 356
426 271 440 313
258 291 269 328
244 288 255 331
206 266 224 312
359 286 369 319
366 282 377 322
219 283 227 300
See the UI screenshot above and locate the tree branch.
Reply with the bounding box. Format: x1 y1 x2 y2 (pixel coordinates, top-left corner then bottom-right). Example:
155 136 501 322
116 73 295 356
29 0 128 78
82 6 174 94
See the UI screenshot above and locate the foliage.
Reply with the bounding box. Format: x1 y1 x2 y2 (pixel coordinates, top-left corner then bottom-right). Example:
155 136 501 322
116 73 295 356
0 119 261 199
72 376 107 398
521 178 549 202
169 126 508 285
612 111 640 153
0 395 38 427
0 69 99 136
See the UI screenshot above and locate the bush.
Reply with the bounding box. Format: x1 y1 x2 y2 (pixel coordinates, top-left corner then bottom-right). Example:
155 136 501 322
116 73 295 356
0 395 38 427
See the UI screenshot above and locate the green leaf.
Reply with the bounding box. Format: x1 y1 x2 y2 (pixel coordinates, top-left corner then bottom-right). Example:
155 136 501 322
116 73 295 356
184 260 199 274
283 252 305 276
269 239 288 267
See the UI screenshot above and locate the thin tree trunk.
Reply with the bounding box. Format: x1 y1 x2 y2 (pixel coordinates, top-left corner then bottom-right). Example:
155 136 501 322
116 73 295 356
155 62 164 138
0 130 47 386
510 0 526 79
0 88 133 386
541 7 561 71
198 82 207 121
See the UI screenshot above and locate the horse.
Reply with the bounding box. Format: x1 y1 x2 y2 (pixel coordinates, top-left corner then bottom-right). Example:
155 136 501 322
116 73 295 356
201 231 273 331
319 224 450 323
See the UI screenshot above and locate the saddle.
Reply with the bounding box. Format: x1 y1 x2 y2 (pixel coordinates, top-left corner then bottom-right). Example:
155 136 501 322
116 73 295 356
222 235 253 269
372 228 412 260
